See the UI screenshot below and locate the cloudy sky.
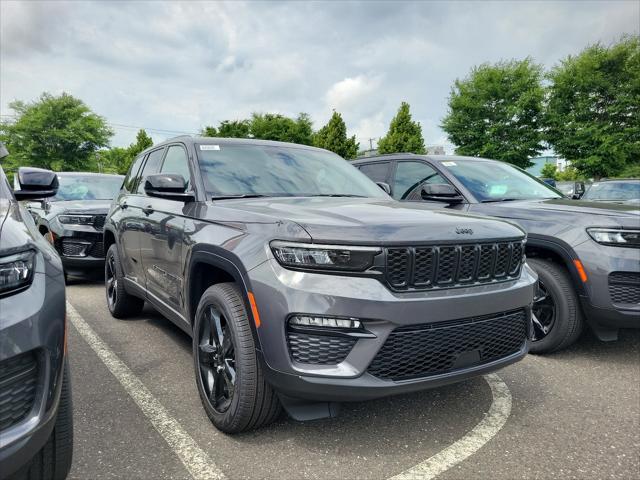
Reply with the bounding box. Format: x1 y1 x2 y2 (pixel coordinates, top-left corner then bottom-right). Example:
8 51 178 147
1 0 638 151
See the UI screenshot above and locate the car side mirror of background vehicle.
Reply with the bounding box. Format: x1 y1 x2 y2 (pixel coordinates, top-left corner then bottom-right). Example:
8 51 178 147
376 182 391 195
572 181 585 199
13 167 59 201
421 183 464 203
144 173 195 202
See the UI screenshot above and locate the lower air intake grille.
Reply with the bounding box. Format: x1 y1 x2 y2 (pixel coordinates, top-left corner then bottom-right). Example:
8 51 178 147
61 241 88 257
368 309 527 381
287 332 356 365
87 241 105 258
609 272 640 305
0 352 39 432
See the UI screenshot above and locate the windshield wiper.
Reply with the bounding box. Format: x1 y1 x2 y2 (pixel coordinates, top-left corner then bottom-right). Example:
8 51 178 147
480 198 522 203
305 194 368 198
211 194 270 200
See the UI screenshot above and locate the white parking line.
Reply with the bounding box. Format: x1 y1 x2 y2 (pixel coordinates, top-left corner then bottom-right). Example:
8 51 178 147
67 302 226 480
389 373 512 480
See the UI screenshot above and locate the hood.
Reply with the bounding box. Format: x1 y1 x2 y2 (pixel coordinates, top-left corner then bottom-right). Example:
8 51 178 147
48 199 112 216
212 197 525 244
473 198 639 229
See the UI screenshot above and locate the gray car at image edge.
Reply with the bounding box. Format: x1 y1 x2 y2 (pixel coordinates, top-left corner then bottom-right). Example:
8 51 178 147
0 148 73 480
104 137 537 433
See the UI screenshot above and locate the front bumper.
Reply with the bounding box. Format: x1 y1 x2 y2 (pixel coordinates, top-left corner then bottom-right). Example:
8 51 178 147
0 257 66 477
575 243 640 331
249 259 537 401
51 226 105 272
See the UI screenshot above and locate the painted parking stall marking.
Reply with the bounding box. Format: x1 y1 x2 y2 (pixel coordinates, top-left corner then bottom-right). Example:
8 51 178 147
390 373 512 480
67 302 226 480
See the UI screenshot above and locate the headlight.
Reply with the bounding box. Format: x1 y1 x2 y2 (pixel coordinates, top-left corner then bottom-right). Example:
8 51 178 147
587 228 640 248
0 250 35 296
270 241 380 271
58 214 95 225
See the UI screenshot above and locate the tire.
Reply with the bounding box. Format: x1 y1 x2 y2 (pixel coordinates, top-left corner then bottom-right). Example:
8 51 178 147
16 360 73 480
193 283 281 433
105 244 144 318
528 258 584 354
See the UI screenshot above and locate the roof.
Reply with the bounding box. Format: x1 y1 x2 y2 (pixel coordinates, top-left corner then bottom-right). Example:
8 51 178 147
143 136 330 156
352 154 496 164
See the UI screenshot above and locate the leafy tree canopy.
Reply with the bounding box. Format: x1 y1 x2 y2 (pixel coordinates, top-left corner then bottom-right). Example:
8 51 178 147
377 102 426 154
250 113 313 145
441 58 544 168
545 36 640 179
99 129 153 175
313 111 359 159
540 163 558 180
0 92 113 174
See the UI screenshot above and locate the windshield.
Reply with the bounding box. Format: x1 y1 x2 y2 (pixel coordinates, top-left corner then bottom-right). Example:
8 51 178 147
52 175 123 201
196 143 387 198
582 182 640 201
438 159 562 202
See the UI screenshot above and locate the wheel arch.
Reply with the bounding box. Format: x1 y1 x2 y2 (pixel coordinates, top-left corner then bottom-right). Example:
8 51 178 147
525 235 586 295
186 247 263 348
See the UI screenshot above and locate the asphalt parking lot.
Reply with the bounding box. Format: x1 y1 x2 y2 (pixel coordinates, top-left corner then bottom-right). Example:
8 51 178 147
66 281 639 480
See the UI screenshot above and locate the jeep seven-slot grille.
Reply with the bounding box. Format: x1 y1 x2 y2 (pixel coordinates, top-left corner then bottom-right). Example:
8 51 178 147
609 272 640 305
0 352 39 432
384 241 524 290
367 309 527 381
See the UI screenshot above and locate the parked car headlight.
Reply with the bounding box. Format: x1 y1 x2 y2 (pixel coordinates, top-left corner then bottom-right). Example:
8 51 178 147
58 214 95 225
587 228 640 247
0 250 35 296
270 241 380 271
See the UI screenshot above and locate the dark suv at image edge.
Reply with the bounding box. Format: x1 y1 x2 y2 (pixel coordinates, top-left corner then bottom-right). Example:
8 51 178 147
104 137 537 432
0 146 73 479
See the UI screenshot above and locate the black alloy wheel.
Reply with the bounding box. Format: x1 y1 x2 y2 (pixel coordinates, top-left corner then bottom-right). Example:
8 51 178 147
531 281 556 341
196 305 236 413
106 253 118 310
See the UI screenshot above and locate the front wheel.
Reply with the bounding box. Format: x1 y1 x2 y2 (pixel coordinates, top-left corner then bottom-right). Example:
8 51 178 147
527 258 584 353
193 283 281 433
105 244 144 318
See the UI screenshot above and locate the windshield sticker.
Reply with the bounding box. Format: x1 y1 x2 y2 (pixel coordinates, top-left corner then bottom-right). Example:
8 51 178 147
442 161 457 166
199 145 220 151
489 184 508 196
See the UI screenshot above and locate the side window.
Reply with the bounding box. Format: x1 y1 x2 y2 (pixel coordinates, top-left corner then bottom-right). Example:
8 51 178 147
358 162 390 183
136 148 166 194
160 145 191 188
122 154 146 192
393 161 447 200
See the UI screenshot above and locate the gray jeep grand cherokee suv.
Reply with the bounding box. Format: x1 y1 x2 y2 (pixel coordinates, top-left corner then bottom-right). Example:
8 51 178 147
104 137 537 432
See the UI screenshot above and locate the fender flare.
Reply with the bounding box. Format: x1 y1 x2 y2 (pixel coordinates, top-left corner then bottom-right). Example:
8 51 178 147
526 234 586 295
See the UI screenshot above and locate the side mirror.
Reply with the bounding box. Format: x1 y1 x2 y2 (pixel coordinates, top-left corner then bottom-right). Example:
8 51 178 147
421 183 464 203
572 181 585 199
13 167 59 201
144 174 194 202
376 182 391 195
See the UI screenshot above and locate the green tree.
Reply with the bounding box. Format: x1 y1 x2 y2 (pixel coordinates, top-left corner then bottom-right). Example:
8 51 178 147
313 111 359 159
0 92 113 173
441 59 544 168
545 36 640 180
540 163 558 179
129 129 153 157
377 102 426 154
218 120 251 138
250 113 314 145
99 129 153 175
200 126 218 137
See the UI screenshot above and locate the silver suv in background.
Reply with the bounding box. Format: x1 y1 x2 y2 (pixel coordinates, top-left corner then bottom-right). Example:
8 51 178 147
355 154 640 352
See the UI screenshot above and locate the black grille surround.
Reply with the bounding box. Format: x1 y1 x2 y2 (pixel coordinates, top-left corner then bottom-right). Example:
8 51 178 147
609 272 640 305
0 352 39 432
287 331 357 365
384 240 524 291
368 309 528 381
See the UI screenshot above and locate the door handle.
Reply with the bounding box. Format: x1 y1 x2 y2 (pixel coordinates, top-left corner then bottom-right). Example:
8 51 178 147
142 205 154 215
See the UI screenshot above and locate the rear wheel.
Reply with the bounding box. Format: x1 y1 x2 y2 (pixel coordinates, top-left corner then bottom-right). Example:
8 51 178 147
14 360 73 480
105 244 144 318
528 258 583 353
193 283 281 433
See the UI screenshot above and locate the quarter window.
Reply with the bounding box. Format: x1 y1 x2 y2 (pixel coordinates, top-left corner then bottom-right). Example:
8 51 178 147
393 161 447 200
122 154 146 192
160 145 191 188
136 148 165 194
358 162 390 183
